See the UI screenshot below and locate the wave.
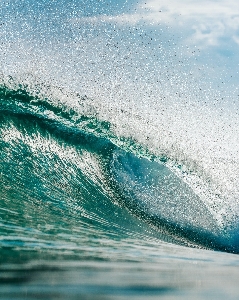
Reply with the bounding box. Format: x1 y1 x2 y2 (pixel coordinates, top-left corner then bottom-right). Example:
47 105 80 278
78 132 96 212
1 78 239 254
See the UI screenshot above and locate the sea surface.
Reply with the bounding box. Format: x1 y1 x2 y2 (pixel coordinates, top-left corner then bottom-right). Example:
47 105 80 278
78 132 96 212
1 0 239 299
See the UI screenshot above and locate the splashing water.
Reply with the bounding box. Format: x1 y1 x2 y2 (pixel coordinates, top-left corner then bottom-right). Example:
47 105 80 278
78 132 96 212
1 1 239 299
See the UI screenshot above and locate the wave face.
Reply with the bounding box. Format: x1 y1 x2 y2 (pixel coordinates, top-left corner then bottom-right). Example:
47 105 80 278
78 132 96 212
1 81 239 257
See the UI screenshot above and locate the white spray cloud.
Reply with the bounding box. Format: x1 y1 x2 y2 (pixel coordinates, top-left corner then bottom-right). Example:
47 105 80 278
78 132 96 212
69 13 142 26
70 0 239 49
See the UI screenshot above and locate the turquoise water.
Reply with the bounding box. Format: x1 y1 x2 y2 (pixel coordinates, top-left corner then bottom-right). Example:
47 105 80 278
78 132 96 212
1 0 239 299
1 85 239 299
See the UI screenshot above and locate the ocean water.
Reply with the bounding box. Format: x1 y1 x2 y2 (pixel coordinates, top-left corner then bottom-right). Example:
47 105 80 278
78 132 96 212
1 1 239 299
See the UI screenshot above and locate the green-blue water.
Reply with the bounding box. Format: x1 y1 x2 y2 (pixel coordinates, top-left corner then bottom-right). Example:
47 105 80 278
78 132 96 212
1 84 239 299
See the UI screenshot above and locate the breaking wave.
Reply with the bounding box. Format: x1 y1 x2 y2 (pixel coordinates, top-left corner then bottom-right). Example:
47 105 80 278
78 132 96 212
1 78 239 254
